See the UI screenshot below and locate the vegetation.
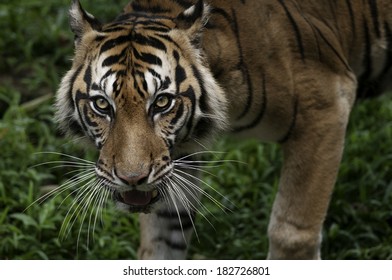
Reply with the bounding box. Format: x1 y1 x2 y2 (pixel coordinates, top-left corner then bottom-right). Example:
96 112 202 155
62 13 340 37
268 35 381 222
0 0 391 260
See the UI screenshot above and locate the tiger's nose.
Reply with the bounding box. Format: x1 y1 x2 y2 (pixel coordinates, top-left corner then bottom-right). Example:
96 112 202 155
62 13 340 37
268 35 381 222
117 172 149 186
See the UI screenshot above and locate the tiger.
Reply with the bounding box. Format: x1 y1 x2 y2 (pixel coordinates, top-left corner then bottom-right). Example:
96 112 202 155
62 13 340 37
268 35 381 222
55 0 392 259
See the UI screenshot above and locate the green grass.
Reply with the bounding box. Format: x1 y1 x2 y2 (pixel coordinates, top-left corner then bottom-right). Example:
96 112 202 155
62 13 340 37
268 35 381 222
0 0 391 260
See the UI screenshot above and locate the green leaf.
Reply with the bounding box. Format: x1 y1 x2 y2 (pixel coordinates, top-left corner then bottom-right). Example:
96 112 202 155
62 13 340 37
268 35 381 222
10 213 38 228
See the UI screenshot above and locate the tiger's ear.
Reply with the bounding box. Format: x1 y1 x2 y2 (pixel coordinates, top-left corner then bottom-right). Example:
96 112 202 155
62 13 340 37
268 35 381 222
69 0 101 46
174 0 209 46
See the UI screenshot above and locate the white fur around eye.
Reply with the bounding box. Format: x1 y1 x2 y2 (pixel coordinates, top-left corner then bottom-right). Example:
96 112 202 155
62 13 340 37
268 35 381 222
144 71 157 96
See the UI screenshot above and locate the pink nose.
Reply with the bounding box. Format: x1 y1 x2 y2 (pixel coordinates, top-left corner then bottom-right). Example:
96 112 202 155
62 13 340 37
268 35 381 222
117 172 148 186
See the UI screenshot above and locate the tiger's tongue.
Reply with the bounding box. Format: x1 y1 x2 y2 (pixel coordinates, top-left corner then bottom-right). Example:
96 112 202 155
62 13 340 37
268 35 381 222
122 190 152 206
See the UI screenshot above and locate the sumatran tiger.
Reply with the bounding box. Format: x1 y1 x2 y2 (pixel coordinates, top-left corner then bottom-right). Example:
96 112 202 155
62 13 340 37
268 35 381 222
55 0 392 259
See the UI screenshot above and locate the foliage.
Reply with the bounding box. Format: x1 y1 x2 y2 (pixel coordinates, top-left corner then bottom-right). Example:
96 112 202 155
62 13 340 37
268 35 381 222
0 0 391 260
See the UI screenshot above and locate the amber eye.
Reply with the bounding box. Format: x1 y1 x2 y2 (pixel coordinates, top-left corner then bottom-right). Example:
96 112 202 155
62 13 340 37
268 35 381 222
154 94 173 112
92 97 110 114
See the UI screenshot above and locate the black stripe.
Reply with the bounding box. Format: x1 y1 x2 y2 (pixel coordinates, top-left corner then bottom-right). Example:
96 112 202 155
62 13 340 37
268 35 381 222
155 33 181 49
132 33 167 52
357 19 373 97
99 35 130 55
91 83 100 91
112 78 123 98
291 2 322 60
170 102 185 125
154 163 171 177
83 105 99 128
173 0 194 9
367 0 381 38
191 65 209 114
173 50 187 89
345 0 356 39
175 64 186 89
99 69 116 87
313 25 352 72
83 65 92 92
327 0 340 43
231 9 253 120
81 7 102 31
153 237 187 251
193 118 213 139
147 68 162 79
112 13 134 23
234 73 267 132
116 12 172 22
75 90 92 135
157 210 193 219
102 26 129 33
209 7 233 27
161 76 171 91
180 86 196 136
67 65 83 107
133 20 171 29
169 215 195 231
134 71 148 98
133 50 162 66
277 0 305 61
68 119 84 136
102 48 128 67
94 35 106 43
143 26 171 33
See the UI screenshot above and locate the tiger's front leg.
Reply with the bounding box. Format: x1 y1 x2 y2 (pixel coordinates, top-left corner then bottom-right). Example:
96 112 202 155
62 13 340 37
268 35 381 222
267 76 355 259
137 169 200 259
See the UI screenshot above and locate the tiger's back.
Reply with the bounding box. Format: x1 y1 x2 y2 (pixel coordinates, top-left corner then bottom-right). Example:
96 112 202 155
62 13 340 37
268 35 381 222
125 0 392 140
56 0 392 259
201 0 392 136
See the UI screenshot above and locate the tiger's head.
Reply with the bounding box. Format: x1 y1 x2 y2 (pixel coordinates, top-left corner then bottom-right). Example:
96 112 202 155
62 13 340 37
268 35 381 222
55 0 227 213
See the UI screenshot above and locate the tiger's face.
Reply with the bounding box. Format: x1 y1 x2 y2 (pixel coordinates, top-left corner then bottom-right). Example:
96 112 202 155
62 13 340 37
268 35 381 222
56 1 227 212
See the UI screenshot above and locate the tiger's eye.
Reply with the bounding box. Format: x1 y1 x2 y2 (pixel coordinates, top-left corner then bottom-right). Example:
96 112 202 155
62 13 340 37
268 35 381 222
96 98 109 109
155 95 170 109
93 98 110 113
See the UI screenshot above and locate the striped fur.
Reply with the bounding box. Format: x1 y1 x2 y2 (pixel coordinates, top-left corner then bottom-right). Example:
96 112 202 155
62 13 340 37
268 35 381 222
56 0 392 259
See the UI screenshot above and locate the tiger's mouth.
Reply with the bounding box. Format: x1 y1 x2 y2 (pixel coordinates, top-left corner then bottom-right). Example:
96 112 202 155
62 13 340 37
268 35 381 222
114 188 161 212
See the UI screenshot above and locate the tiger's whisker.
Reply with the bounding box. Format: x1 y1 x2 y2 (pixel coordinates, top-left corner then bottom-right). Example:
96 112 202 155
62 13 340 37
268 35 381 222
59 179 98 241
168 178 200 243
174 150 227 161
170 173 220 228
30 161 94 169
165 180 190 244
82 180 103 248
173 169 235 212
35 151 95 164
90 180 108 243
173 163 218 178
174 159 245 165
168 176 212 240
57 171 97 207
24 169 96 212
